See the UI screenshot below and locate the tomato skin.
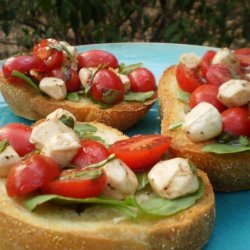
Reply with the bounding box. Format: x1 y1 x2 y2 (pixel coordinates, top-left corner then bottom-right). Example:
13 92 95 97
78 50 119 69
33 39 63 70
234 48 250 67
0 123 35 157
109 135 172 172
128 68 156 92
200 50 216 77
90 68 125 104
71 140 110 168
42 168 106 198
6 154 60 197
2 55 46 83
189 84 226 112
176 63 203 93
221 107 250 136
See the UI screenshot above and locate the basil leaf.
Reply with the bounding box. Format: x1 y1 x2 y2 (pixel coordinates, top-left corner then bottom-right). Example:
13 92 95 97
12 70 41 94
66 92 81 102
239 136 250 147
177 88 190 104
124 91 155 102
85 154 115 169
202 143 250 154
168 122 182 131
0 139 9 153
49 43 63 52
119 63 142 75
136 173 149 191
101 89 121 104
79 135 106 144
134 178 204 217
74 123 97 138
228 68 240 79
59 115 75 128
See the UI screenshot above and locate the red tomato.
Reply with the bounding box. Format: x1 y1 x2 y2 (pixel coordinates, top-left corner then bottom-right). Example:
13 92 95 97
90 68 125 104
78 50 119 69
222 107 250 136
33 39 63 70
109 135 172 171
189 84 226 112
6 154 60 197
200 50 216 77
71 140 110 168
176 63 203 93
128 68 156 92
2 55 46 83
0 123 35 157
47 68 81 92
234 48 250 67
42 168 106 198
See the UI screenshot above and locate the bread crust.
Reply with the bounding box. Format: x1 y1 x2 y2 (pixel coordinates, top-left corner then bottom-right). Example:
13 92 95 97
0 73 155 131
158 66 250 192
0 170 214 250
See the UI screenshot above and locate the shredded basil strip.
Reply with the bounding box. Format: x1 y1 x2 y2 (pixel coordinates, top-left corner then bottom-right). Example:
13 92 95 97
73 123 97 138
177 88 190 104
59 115 75 128
202 143 250 154
12 70 41 94
66 92 81 102
168 122 182 131
119 63 142 75
228 68 240 79
124 91 155 102
136 173 149 191
0 139 9 153
101 89 121 104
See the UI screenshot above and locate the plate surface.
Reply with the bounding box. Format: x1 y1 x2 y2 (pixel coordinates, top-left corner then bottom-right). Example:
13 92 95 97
1 43 250 250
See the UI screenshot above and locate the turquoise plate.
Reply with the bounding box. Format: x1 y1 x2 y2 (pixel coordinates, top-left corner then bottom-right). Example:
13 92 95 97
1 43 249 250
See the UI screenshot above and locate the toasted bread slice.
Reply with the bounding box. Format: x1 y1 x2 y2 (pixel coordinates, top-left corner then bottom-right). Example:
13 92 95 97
0 121 214 250
158 66 250 192
0 73 155 131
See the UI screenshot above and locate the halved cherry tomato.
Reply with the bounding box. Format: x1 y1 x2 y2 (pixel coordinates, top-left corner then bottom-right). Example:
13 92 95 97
176 63 203 93
221 107 250 136
200 50 216 77
33 39 63 70
109 135 172 171
128 68 156 92
2 55 46 83
234 48 250 67
0 123 35 157
6 154 60 197
71 140 110 168
90 68 125 104
189 84 226 112
42 168 106 198
78 49 119 69
47 68 81 92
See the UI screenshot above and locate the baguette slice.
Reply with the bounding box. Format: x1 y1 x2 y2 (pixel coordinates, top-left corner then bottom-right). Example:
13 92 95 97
0 121 214 250
158 66 250 192
0 73 155 131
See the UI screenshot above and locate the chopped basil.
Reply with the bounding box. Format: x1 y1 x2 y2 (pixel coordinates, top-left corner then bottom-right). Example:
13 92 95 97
202 143 250 154
239 136 250 147
79 135 106 144
168 122 182 131
59 115 75 128
12 70 41 94
177 88 190 104
66 92 81 102
61 168 103 181
0 139 9 153
73 123 97 138
119 63 142 75
228 68 240 79
136 173 149 191
101 89 121 104
49 43 63 52
124 91 155 102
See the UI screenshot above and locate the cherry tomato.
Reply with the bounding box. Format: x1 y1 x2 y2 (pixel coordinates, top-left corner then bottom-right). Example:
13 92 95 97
0 123 35 157
234 48 250 67
189 84 226 112
78 50 119 69
71 140 110 168
47 68 81 92
2 55 46 83
90 68 125 104
222 107 250 136
176 63 203 93
128 68 156 92
42 168 106 198
200 50 216 77
33 39 63 70
6 154 60 197
109 135 172 172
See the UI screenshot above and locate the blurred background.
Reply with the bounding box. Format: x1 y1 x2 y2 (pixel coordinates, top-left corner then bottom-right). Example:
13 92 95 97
0 0 249 59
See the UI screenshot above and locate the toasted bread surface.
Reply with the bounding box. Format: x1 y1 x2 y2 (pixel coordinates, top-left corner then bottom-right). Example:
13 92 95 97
0 73 155 131
158 66 250 191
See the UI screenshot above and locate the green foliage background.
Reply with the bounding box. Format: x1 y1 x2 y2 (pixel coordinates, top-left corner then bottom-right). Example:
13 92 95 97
0 0 249 59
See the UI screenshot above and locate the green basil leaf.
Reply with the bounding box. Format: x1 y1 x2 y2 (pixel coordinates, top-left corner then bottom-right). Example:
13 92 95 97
228 68 240 79
74 123 97 138
49 43 63 51
0 139 9 153
59 115 75 128
12 70 41 94
79 135 106 144
66 92 81 102
101 89 121 104
202 143 250 154
86 154 115 169
239 136 250 147
177 88 190 104
168 122 182 131
119 63 142 75
136 173 149 191
124 91 155 102
61 168 103 181
134 178 204 217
